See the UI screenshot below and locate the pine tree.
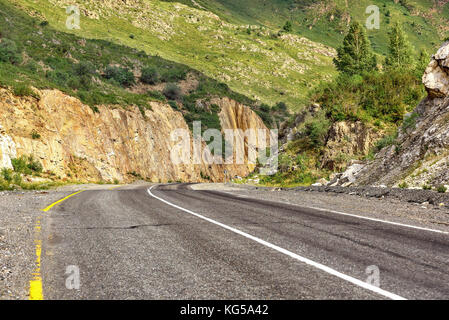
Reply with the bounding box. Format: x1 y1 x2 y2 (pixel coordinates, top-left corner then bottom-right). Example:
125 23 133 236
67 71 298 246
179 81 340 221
385 22 414 70
333 22 376 75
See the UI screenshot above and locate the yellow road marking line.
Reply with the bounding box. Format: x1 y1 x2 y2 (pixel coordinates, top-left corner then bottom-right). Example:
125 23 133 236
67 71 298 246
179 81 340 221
29 238 43 300
108 185 123 190
30 190 85 300
41 190 84 212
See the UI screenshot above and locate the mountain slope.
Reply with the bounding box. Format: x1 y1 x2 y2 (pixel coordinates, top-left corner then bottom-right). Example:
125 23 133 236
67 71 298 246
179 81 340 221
331 42 449 189
11 0 337 111
172 0 449 54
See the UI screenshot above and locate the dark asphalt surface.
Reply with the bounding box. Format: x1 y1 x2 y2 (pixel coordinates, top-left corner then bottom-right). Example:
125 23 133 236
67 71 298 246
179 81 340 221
41 184 449 300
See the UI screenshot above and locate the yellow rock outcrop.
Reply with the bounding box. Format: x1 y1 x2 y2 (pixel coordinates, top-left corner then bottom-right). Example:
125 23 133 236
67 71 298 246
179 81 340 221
0 88 270 182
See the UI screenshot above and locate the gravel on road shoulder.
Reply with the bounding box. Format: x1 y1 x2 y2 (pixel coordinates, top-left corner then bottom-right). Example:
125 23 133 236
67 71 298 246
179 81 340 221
0 184 104 300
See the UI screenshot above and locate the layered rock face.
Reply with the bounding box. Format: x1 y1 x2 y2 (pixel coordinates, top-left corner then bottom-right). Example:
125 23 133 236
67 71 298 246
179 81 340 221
332 42 449 188
0 88 268 183
322 121 380 171
423 42 449 98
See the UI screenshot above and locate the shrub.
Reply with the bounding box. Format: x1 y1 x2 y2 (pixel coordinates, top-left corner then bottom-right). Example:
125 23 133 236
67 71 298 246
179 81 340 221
422 184 432 190
283 21 293 32
0 177 11 191
11 157 28 173
437 185 447 193
273 102 288 112
31 130 41 139
13 84 37 98
13 173 22 186
402 112 419 132
11 155 42 174
398 182 409 189
73 61 96 77
141 67 160 85
304 118 330 147
168 100 179 110
163 83 182 100
104 66 135 87
160 67 187 82
46 70 69 86
1 168 12 182
0 39 22 65
27 156 43 173
147 90 166 101
374 132 398 152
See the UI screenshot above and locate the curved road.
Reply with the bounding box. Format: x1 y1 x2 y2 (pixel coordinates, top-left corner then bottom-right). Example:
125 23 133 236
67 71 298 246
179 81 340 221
40 184 449 300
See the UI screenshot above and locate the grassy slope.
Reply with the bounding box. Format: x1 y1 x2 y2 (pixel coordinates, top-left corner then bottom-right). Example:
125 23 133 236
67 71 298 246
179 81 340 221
174 0 447 54
1 0 281 131
12 0 337 111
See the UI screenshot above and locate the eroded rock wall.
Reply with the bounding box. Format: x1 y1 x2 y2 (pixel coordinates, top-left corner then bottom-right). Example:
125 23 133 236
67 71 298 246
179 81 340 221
0 88 267 182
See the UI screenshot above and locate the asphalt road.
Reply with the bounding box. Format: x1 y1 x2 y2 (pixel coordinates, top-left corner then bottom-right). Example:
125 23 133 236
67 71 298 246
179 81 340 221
40 183 449 300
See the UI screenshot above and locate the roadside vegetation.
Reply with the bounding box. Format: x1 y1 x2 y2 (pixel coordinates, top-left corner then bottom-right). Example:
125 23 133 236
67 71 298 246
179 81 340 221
0 155 62 190
252 21 428 187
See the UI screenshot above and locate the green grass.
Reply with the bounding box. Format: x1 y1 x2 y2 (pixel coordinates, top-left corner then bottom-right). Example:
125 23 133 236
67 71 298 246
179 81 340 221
12 0 337 111
171 0 446 55
0 0 290 133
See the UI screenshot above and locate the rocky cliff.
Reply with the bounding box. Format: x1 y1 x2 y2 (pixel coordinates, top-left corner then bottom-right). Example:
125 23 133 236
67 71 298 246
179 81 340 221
331 42 449 188
0 88 268 183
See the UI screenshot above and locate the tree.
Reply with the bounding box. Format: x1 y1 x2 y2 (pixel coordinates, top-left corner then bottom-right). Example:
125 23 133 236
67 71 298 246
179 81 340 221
385 22 414 70
333 22 376 75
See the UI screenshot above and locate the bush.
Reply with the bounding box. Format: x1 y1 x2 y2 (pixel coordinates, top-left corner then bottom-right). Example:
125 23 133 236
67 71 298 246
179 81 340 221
27 156 43 173
141 67 160 85
11 155 43 174
1 168 12 182
104 66 135 87
13 84 38 98
168 100 179 110
304 118 330 147
273 102 288 112
147 90 166 101
13 173 22 185
283 21 293 32
310 70 424 124
437 185 447 193
160 67 187 82
73 61 96 77
46 70 69 86
402 112 419 132
0 39 22 65
374 132 398 152
31 130 41 139
163 83 182 100
11 157 28 173
398 182 409 189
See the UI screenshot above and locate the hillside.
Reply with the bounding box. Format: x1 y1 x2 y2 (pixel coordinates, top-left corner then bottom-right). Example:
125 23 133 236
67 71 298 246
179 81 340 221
10 0 337 111
0 0 283 187
172 0 449 54
331 42 449 189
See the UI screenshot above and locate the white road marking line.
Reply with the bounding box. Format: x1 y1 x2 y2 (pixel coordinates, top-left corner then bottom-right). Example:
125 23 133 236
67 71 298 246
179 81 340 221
147 186 406 300
218 191 449 235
